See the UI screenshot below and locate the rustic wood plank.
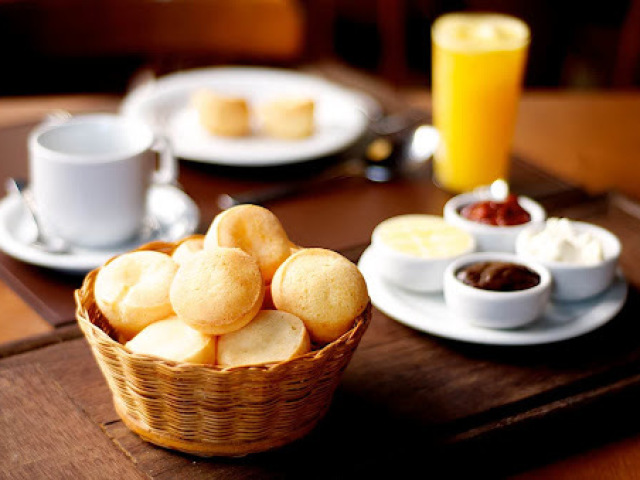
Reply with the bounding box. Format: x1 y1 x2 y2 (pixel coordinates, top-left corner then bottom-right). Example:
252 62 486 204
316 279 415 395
0 338 119 425
0 280 52 344
0 189 637 479
514 428 640 479
104 421 284 480
0 364 145 480
0 287 639 477
3 184 640 476
0 324 81 359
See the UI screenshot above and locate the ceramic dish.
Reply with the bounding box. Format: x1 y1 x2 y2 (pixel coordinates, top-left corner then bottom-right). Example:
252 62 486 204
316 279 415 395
516 220 621 301
443 192 546 252
370 214 475 292
443 252 552 329
0 183 199 273
358 246 627 345
121 67 380 166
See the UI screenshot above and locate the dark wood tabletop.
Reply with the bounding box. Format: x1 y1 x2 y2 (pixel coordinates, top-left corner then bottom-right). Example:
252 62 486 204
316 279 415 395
2 66 640 478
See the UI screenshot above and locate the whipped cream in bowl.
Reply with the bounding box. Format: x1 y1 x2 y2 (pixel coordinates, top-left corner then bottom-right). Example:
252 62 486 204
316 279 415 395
517 218 603 265
516 218 621 301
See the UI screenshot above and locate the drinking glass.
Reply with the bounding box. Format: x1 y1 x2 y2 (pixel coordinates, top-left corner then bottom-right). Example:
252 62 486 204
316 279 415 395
431 12 530 193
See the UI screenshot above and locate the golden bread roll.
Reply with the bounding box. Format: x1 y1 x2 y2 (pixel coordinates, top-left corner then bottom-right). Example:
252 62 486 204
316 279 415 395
192 89 249 137
217 310 310 367
205 204 291 283
125 316 216 364
94 251 178 340
271 248 369 344
172 236 204 265
170 248 264 335
259 97 314 139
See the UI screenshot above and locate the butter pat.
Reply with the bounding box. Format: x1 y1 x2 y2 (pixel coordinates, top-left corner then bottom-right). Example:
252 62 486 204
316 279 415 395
518 218 603 265
371 214 476 292
374 214 474 258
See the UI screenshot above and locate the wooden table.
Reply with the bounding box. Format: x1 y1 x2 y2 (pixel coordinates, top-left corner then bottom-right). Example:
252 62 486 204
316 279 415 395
2 67 640 478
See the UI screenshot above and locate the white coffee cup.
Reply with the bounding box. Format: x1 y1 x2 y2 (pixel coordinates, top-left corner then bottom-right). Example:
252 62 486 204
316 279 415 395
28 113 177 249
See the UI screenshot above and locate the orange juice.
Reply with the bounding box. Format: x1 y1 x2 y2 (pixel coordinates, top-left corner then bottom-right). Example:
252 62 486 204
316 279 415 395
432 13 529 193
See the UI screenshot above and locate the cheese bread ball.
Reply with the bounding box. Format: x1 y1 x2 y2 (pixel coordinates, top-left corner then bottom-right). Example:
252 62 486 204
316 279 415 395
217 310 310 367
126 316 216 365
259 97 314 139
94 251 178 340
204 204 291 283
171 236 204 266
192 89 249 137
218 310 311 367
271 248 369 344
170 248 264 335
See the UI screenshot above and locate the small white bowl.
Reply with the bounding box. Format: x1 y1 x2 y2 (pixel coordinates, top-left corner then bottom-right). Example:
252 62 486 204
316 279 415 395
443 192 546 252
443 252 552 329
515 221 621 301
370 215 476 292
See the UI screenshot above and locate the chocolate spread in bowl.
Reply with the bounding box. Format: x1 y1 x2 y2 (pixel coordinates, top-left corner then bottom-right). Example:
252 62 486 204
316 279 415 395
456 261 540 292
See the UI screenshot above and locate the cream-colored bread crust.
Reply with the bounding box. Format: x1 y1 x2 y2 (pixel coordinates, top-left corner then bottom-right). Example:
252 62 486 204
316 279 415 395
204 204 291 283
172 237 204 266
259 97 314 139
192 89 250 137
94 251 178 341
125 316 216 364
170 248 264 335
217 310 310 367
271 248 369 344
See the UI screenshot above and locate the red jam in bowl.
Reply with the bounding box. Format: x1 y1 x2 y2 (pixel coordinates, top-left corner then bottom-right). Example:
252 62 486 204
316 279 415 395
456 261 541 292
460 194 531 226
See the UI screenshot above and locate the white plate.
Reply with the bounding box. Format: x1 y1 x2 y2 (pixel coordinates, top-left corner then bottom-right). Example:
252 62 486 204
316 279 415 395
0 184 199 274
121 67 380 166
358 246 628 346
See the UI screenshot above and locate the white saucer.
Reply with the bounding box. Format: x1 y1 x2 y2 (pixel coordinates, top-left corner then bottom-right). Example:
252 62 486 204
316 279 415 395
358 246 628 346
0 183 199 274
121 67 380 166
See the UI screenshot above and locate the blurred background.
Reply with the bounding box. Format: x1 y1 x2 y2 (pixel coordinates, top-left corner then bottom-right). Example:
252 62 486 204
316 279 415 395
0 0 638 96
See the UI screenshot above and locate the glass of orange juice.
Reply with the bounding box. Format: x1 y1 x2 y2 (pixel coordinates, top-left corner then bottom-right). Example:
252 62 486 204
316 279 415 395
431 13 530 193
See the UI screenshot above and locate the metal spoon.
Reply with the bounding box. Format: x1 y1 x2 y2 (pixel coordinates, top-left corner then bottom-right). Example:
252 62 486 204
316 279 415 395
217 124 440 209
5 178 71 254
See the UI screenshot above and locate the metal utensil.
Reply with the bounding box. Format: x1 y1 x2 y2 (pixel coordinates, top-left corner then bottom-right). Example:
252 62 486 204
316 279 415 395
218 123 440 209
5 178 71 254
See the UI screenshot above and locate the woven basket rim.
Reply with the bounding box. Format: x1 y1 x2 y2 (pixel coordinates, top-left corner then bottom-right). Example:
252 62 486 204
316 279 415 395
75 238 371 374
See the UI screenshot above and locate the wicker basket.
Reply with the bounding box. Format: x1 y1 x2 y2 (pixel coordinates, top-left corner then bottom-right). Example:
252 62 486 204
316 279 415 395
75 239 371 456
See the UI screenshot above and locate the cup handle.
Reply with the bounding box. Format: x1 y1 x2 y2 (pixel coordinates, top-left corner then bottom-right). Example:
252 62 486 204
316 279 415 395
151 135 178 185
